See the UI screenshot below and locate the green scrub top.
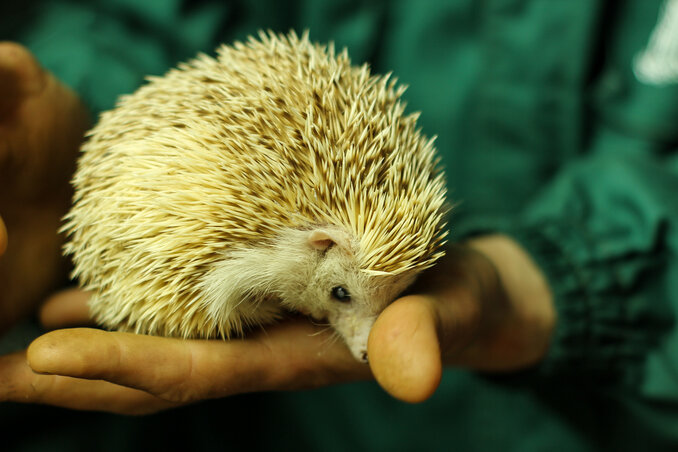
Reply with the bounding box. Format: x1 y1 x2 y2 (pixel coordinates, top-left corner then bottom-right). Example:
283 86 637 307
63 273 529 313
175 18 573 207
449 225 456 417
3 0 678 450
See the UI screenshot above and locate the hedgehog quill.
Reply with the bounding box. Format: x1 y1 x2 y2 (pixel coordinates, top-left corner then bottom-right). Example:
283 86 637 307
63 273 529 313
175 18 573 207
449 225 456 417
63 31 448 362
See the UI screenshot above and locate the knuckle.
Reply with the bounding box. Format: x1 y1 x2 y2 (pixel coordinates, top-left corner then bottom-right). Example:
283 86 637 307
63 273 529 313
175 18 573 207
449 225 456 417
154 383 203 404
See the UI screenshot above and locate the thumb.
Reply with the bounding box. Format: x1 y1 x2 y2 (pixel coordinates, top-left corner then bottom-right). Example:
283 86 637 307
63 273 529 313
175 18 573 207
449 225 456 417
367 295 442 403
0 42 46 119
39 288 94 330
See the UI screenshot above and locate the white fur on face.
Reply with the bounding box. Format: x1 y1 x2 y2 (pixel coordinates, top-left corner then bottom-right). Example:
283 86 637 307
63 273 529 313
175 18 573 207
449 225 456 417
199 227 417 360
281 234 417 361
321 269 416 361
330 270 417 361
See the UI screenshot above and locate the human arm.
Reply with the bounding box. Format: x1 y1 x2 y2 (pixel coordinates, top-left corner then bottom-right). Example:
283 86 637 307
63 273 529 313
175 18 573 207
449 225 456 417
0 234 555 413
0 38 556 415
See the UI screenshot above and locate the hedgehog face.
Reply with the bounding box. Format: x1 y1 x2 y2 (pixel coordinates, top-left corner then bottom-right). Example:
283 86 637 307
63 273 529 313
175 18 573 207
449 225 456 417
286 228 418 362
327 271 418 363
310 251 417 363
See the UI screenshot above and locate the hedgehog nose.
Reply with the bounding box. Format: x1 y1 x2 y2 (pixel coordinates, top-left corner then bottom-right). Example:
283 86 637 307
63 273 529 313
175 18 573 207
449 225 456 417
360 350 368 363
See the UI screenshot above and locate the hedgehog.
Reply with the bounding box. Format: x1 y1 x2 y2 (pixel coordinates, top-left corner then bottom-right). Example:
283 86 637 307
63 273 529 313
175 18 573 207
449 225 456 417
63 30 447 362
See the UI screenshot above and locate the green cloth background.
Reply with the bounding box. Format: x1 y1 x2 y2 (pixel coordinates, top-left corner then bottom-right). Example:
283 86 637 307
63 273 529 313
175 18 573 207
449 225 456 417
3 0 678 450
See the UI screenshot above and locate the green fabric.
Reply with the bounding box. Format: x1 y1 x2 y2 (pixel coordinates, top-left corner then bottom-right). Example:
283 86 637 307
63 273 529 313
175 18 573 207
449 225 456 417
3 0 678 450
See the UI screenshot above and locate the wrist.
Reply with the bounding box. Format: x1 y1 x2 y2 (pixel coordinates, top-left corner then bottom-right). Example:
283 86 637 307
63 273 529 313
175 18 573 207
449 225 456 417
465 234 556 369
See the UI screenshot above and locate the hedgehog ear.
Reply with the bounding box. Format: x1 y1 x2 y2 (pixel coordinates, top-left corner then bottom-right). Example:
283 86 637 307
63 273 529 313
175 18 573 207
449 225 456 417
307 229 351 252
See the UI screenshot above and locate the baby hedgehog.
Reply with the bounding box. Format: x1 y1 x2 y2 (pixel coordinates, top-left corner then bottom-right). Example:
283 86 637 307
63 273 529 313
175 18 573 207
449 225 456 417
63 30 447 362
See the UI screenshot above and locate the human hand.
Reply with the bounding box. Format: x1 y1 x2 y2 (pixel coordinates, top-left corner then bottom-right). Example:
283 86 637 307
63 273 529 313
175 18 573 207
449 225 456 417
0 235 554 413
0 42 90 332
3 288 373 415
369 235 556 402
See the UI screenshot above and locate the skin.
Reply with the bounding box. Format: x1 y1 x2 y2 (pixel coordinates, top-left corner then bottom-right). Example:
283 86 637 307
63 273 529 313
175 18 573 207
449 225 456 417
0 43 556 414
0 41 90 333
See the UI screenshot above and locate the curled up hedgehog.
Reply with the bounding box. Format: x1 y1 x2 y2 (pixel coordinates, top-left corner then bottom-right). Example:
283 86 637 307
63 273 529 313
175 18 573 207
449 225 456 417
63 30 447 362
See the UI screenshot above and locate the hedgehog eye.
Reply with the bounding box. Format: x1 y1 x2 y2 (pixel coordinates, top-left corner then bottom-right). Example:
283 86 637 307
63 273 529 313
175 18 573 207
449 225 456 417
331 286 351 303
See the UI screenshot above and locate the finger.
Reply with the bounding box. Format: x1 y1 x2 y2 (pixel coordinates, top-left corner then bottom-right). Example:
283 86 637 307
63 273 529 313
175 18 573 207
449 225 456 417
39 287 94 329
0 215 6 256
0 350 178 415
27 322 370 404
368 295 442 403
27 328 219 404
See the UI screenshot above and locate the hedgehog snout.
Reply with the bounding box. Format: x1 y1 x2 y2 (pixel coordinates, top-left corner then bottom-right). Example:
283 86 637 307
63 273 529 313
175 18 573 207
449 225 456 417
360 350 369 363
333 313 376 363
350 343 369 363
